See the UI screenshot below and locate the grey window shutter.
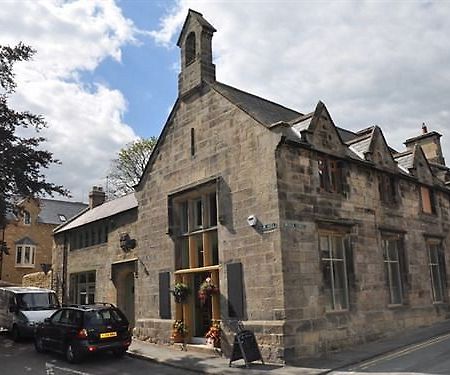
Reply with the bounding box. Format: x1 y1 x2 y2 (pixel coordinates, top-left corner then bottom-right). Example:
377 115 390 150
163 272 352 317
227 262 244 319
159 272 171 319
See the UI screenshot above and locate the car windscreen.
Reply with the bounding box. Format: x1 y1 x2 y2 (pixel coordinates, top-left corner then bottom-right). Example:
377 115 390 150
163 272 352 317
16 292 59 310
84 308 128 328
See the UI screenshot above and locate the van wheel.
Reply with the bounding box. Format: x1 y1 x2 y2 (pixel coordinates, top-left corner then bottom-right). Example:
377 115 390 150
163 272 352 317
65 343 82 363
11 325 20 342
34 335 46 353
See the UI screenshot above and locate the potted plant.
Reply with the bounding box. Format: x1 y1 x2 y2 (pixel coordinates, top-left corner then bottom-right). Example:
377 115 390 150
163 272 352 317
171 320 187 343
171 282 190 303
198 277 219 304
205 320 221 348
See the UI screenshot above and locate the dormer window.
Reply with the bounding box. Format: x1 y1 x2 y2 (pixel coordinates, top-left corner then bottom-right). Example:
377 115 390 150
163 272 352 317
185 32 196 66
318 156 344 194
378 173 397 205
420 185 436 215
23 211 31 225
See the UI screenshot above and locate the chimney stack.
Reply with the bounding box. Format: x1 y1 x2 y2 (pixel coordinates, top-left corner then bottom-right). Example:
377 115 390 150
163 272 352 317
404 125 445 166
89 186 105 209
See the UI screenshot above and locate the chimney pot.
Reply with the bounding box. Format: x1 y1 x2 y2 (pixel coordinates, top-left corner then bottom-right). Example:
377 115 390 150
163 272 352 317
422 122 428 134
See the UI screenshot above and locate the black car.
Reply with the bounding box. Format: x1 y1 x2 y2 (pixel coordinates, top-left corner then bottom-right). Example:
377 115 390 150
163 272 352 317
34 303 132 363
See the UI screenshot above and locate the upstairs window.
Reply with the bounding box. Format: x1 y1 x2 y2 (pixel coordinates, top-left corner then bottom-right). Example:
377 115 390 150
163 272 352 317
420 186 436 214
318 157 344 193
23 211 31 225
378 174 397 205
185 32 196 66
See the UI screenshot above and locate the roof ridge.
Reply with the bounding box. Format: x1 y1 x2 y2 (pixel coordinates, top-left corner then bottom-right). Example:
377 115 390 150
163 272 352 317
213 81 302 118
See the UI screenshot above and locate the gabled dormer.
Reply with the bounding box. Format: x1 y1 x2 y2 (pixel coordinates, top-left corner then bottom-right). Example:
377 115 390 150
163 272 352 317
366 126 397 171
411 145 434 185
177 9 216 97
302 101 346 155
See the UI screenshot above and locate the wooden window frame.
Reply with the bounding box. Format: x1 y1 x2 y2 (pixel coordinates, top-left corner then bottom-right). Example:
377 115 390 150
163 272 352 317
319 231 350 311
379 173 397 205
382 235 405 305
15 244 36 268
427 240 447 303
318 156 344 194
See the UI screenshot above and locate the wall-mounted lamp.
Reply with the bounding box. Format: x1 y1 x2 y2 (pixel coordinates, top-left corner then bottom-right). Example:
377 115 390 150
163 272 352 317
119 233 136 252
40 263 52 275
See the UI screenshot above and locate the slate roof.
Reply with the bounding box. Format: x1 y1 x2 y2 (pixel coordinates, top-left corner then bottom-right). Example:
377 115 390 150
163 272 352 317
347 135 372 155
55 193 137 233
38 199 87 225
213 82 302 127
394 151 414 171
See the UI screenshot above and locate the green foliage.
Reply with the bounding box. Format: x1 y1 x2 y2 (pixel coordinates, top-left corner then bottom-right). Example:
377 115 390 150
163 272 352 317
107 137 157 196
0 43 68 227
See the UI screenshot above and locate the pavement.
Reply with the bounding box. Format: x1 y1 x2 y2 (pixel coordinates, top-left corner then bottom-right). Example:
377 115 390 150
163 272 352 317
127 319 450 374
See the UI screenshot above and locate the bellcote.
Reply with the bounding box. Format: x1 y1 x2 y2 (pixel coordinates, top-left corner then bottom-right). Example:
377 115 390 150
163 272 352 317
177 10 216 97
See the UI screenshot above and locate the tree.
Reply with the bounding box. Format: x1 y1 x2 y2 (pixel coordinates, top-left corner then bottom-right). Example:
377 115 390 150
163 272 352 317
0 43 67 228
107 137 157 196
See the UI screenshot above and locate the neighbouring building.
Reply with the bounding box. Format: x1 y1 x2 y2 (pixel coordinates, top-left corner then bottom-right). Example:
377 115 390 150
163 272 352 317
54 10 450 363
1 197 86 285
53 187 138 326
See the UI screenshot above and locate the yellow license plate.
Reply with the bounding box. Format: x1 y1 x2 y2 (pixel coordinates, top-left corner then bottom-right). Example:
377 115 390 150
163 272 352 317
100 332 117 339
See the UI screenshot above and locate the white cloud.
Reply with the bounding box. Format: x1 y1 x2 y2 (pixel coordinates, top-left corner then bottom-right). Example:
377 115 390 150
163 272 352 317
0 0 139 201
151 0 450 159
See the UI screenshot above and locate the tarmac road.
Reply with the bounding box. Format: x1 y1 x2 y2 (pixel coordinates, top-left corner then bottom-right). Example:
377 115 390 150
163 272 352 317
331 331 450 375
0 332 198 375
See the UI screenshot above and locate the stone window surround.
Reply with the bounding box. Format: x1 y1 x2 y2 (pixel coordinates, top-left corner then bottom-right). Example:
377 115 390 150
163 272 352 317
378 172 398 205
318 155 345 194
426 238 447 303
381 233 405 306
420 185 436 215
318 229 350 312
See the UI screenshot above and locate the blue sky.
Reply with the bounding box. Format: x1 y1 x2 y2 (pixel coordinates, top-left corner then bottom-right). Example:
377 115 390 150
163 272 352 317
1 0 450 201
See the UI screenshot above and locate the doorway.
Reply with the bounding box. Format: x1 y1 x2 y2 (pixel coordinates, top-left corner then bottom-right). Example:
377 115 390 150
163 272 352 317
112 260 136 328
193 273 212 339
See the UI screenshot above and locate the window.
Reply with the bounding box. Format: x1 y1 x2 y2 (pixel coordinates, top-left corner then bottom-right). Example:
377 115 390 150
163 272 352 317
23 211 31 225
318 157 344 193
185 32 196 66
58 214 67 222
69 271 96 304
427 241 447 303
319 233 350 311
382 235 406 305
420 186 436 214
15 245 36 267
174 191 218 270
378 174 397 204
191 128 195 156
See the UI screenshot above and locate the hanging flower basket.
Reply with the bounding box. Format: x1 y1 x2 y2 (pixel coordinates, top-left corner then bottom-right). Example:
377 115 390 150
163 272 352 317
205 320 221 348
171 282 190 303
198 277 219 305
171 320 187 343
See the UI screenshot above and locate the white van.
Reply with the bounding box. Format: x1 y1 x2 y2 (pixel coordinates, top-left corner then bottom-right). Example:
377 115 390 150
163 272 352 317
0 287 59 341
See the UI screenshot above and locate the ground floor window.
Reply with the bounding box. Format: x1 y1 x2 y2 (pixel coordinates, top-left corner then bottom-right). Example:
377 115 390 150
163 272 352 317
15 245 36 267
382 235 405 305
319 233 349 311
69 271 96 304
428 241 447 303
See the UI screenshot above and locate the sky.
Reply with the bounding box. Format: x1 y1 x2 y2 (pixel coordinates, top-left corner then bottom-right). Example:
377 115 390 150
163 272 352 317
1 0 450 202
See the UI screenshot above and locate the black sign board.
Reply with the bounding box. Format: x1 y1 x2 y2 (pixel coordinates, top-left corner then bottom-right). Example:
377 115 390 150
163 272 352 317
229 330 264 368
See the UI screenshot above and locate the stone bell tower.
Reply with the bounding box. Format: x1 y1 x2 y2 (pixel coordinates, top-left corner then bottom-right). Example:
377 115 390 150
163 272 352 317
177 9 216 97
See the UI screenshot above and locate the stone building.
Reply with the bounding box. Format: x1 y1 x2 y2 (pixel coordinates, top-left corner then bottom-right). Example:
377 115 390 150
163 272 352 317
53 187 138 326
54 10 450 363
1 197 86 285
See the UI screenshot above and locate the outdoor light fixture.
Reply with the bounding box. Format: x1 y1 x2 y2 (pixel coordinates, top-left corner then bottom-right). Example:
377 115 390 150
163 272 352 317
119 233 136 252
40 263 52 275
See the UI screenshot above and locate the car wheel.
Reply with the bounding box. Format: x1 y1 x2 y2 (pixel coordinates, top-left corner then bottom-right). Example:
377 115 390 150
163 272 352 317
65 343 82 364
112 348 127 358
11 325 20 342
34 335 46 353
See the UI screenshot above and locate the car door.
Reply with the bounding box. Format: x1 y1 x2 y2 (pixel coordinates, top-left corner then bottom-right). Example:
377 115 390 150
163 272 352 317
41 310 63 351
